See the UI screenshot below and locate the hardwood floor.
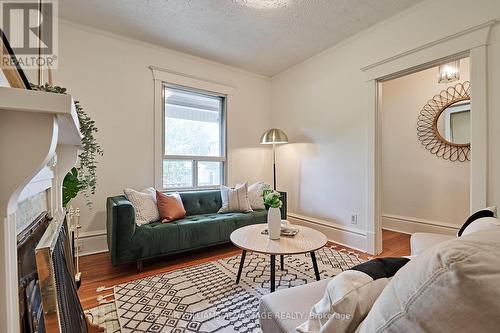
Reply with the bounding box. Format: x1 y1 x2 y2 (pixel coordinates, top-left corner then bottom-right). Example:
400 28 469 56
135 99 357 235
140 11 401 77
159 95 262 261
78 229 410 309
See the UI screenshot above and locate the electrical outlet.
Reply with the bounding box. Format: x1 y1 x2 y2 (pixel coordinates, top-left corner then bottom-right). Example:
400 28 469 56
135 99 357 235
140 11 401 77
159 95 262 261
350 213 358 225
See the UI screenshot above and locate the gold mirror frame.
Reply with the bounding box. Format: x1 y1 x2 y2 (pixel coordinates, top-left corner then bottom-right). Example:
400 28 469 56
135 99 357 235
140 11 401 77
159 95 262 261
417 81 470 162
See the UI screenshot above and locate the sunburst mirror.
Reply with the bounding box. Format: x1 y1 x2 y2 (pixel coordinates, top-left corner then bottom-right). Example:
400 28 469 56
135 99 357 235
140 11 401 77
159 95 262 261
417 81 471 162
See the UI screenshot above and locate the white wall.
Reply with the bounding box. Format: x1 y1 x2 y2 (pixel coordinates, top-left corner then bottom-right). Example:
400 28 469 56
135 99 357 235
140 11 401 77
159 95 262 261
380 60 470 233
50 21 272 254
271 0 500 250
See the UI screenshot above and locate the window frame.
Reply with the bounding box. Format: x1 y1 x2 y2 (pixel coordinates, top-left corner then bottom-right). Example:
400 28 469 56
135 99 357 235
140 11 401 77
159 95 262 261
161 83 227 191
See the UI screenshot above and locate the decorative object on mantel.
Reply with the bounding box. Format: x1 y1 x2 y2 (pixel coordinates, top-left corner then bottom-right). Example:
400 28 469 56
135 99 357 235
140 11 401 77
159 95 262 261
417 81 471 162
263 184 283 239
260 128 288 190
31 83 104 207
0 29 31 89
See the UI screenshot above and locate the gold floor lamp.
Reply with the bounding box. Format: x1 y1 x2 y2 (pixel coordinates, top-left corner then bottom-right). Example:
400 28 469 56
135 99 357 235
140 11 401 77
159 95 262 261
260 128 289 190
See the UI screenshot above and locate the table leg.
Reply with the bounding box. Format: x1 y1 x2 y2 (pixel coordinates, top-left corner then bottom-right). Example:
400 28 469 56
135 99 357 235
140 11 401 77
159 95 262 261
236 250 247 284
280 255 284 270
310 251 320 281
270 254 276 292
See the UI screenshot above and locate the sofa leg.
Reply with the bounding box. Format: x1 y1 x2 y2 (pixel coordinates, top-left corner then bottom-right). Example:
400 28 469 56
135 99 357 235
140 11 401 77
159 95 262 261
137 261 143 273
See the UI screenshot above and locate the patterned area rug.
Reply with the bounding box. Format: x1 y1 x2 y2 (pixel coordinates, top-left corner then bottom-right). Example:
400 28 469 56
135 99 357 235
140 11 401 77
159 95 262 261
90 246 364 332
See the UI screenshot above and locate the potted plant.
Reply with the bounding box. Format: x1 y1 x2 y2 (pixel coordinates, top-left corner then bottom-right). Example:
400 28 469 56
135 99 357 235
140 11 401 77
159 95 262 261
31 83 103 208
263 185 282 240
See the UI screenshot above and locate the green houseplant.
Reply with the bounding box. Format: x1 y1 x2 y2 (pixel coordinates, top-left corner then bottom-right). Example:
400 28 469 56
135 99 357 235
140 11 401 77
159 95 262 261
31 83 103 208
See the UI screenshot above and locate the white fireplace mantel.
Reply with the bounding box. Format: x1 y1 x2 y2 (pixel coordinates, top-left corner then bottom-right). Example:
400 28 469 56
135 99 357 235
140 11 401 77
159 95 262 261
0 87 82 333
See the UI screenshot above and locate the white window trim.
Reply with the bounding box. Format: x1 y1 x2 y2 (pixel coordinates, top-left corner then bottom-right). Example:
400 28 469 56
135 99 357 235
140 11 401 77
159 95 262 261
151 66 235 191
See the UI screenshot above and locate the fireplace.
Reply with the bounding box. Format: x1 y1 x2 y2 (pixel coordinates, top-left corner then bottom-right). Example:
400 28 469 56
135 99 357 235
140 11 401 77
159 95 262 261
0 86 83 332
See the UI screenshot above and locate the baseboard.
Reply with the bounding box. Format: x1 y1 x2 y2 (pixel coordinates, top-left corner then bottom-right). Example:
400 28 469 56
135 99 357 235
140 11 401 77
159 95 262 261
79 229 108 256
382 214 459 236
288 213 368 253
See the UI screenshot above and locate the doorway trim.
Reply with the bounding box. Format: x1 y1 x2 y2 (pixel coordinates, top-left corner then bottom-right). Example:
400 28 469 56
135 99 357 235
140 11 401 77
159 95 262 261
361 20 496 255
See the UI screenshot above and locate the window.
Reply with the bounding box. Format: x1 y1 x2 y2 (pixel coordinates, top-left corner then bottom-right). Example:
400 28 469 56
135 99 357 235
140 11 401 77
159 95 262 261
162 85 226 189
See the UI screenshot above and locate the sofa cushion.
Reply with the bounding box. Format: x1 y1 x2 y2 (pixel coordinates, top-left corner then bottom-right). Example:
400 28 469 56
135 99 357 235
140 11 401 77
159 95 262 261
129 210 267 260
357 229 500 333
259 278 332 333
128 220 180 259
179 190 222 216
410 232 454 256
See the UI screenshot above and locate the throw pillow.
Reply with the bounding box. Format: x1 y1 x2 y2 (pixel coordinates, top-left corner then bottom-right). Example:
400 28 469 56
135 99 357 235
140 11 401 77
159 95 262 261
356 229 500 333
460 216 500 236
156 191 186 222
142 187 157 203
457 206 497 236
296 258 410 333
218 183 253 213
247 181 270 210
123 188 160 226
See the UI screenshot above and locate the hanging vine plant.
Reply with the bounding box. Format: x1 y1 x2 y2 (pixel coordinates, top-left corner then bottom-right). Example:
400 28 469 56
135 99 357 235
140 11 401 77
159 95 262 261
31 83 104 207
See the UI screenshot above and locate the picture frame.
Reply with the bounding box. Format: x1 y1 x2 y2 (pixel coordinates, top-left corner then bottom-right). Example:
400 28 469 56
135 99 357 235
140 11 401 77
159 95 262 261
0 28 31 89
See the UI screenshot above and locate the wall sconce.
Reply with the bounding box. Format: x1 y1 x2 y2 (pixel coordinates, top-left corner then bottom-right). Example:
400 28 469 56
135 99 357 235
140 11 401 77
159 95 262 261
438 60 460 84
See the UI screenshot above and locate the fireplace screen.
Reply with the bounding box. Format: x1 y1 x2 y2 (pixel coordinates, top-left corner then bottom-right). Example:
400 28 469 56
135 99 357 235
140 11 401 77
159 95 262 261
36 216 88 333
17 212 50 333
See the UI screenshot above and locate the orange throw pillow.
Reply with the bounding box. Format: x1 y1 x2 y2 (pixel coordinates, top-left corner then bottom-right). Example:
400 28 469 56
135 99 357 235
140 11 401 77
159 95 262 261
156 191 186 222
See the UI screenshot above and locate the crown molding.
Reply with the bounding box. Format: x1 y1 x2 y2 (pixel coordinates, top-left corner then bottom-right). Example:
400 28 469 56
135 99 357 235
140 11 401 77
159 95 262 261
361 20 498 81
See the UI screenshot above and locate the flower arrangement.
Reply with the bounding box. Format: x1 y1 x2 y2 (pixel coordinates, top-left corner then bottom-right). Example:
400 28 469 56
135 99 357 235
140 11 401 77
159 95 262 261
263 185 282 209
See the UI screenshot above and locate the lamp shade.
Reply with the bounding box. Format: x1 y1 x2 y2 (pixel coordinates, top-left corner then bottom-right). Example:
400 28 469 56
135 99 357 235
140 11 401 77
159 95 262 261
260 128 288 144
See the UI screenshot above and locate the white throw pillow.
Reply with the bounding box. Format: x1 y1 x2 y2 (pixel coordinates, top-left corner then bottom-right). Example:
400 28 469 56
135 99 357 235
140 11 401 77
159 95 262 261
142 187 157 203
297 258 409 333
457 206 497 236
356 229 500 333
218 183 253 213
247 182 270 210
460 216 500 236
124 188 160 226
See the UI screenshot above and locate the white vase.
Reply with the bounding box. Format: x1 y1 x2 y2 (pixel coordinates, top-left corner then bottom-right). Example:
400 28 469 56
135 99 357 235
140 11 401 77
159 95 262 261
267 207 281 240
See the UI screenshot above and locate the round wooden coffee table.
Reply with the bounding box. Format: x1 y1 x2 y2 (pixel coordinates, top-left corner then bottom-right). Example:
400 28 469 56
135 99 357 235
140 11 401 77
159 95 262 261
230 224 327 292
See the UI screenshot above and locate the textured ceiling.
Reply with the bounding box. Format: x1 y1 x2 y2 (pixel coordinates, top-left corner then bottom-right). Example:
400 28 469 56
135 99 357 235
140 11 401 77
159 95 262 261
59 0 422 76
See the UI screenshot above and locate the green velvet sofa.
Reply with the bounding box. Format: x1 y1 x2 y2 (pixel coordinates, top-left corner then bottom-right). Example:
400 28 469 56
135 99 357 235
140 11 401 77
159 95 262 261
106 189 287 271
